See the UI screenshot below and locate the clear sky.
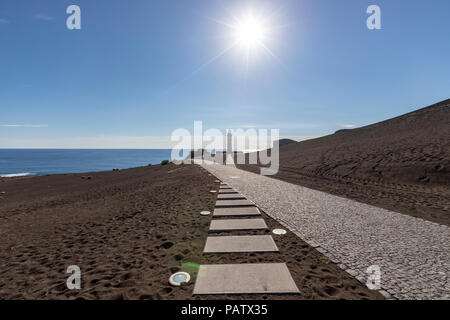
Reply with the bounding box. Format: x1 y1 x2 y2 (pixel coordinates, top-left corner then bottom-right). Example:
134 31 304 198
1 0 449 148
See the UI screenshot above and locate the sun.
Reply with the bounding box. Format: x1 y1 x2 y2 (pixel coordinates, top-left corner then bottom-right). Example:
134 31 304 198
235 14 266 48
184 6 282 75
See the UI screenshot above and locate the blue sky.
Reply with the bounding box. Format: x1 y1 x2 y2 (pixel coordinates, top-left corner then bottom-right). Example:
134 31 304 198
0 0 449 148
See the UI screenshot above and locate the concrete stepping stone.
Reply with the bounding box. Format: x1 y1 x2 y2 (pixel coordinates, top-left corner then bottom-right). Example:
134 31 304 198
215 199 254 207
220 185 232 189
193 263 299 295
218 189 238 194
209 218 267 232
204 235 279 253
217 193 246 200
213 207 261 217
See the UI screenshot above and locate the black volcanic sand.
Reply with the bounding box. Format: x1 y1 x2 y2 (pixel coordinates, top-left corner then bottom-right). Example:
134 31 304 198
0 164 381 300
237 99 450 226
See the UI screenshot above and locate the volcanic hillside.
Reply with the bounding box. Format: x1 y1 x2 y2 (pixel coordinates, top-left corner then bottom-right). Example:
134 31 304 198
237 99 450 225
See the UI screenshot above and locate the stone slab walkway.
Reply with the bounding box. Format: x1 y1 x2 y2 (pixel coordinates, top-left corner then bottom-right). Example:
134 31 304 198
217 193 246 200
193 263 299 295
213 207 261 217
218 189 238 194
204 235 279 253
209 218 267 232
215 199 255 207
194 177 299 297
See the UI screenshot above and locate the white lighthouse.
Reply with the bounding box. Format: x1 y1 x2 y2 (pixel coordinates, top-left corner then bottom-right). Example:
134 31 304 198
226 130 234 165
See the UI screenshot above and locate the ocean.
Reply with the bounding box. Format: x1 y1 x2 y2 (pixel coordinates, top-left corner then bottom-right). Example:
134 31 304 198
0 149 175 177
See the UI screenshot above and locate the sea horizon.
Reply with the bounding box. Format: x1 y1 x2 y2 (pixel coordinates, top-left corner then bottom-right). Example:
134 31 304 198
0 148 178 177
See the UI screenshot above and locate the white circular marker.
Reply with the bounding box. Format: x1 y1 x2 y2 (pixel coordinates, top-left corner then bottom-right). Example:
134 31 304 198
200 211 211 216
169 272 190 286
272 228 287 235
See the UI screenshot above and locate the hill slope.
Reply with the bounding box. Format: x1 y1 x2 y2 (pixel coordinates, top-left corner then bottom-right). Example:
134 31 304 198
276 138 297 147
237 99 450 225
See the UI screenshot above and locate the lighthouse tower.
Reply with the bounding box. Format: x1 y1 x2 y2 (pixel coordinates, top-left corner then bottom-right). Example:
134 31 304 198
226 131 234 165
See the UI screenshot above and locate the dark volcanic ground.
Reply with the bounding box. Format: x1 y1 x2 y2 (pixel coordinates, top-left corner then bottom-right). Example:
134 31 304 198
237 99 450 226
0 164 381 300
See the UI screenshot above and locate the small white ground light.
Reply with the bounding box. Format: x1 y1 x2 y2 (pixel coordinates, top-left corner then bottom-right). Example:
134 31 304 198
215 180 221 183
169 272 191 286
210 190 217 193
200 211 211 216
272 228 287 235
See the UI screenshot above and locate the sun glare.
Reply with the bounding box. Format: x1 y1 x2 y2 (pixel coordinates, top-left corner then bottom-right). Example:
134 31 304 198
235 14 266 48
190 6 282 74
